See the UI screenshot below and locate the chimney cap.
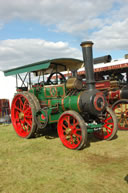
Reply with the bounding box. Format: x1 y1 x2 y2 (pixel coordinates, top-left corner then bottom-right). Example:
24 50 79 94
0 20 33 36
80 41 94 47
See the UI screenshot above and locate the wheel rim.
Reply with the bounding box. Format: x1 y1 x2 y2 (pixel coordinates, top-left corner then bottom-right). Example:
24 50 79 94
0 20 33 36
113 102 128 130
94 109 114 140
58 113 83 149
11 94 33 138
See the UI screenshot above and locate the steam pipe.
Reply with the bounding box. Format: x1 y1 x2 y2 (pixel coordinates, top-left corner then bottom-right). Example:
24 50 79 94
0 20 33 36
80 41 95 90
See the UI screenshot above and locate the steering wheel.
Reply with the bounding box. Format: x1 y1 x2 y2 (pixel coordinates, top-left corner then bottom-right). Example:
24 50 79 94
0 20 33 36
46 72 66 85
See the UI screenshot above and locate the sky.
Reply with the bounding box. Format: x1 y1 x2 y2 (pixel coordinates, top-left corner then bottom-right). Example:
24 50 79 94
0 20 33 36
0 0 128 101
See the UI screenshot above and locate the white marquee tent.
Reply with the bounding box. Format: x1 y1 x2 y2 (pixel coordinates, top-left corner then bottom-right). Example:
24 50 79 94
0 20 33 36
0 71 16 106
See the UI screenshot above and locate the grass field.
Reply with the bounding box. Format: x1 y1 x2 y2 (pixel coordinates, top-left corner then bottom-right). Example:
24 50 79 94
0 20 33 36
0 124 128 193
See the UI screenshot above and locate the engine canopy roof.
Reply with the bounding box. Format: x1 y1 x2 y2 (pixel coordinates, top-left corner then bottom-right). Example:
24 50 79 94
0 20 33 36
4 58 83 76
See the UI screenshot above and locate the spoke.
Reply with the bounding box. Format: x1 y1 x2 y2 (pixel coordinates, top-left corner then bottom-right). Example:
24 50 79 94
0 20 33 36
62 134 67 140
115 112 123 115
24 125 29 133
15 118 20 121
62 129 67 134
125 118 128 126
18 124 23 132
105 116 112 122
64 115 70 127
23 99 28 110
76 136 81 144
120 120 124 128
24 118 32 128
121 104 124 113
106 122 114 125
106 129 110 135
62 123 67 129
75 128 81 132
119 117 123 125
73 118 76 125
14 105 22 112
73 122 79 128
123 118 128 127
125 104 127 111
25 115 32 119
18 97 24 109
69 136 74 144
104 124 112 131
67 116 70 127
73 127 81 134
115 105 123 113
115 108 122 113
24 107 31 114
74 133 82 139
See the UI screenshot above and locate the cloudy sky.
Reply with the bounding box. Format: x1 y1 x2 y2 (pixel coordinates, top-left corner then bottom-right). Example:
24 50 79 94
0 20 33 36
0 0 128 72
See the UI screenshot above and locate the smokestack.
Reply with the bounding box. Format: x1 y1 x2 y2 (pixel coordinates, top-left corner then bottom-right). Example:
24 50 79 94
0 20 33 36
80 41 95 90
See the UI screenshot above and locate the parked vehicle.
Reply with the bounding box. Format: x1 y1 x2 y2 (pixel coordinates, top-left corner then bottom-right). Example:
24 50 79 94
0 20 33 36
4 41 117 149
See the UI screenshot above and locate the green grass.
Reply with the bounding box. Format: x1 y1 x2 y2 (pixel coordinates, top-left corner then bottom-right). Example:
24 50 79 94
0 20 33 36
0 124 128 193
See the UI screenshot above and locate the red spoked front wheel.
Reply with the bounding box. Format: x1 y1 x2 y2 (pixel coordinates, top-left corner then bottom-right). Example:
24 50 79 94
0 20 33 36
11 93 36 138
94 107 118 140
57 110 87 150
112 99 128 130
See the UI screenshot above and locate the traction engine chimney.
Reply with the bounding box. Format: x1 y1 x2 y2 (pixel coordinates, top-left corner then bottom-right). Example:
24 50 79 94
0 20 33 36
80 41 95 90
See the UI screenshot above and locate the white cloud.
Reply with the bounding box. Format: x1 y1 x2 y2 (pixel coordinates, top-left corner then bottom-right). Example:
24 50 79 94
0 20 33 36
0 0 126 34
0 0 113 24
0 0 128 52
91 18 128 50
0 39 81 71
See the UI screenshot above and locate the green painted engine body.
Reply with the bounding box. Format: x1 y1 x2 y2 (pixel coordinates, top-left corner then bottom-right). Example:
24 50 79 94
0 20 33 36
29 83 81 124
28 83 103 133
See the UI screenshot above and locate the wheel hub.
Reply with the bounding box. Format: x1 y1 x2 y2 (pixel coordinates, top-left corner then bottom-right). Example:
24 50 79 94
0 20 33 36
65 128 72 135
19 112 24 120
121 114 124 118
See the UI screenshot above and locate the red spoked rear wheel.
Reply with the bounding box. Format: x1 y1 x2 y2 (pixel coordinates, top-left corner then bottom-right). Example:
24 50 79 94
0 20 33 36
57 110 87 150
94 107 118 140
11 93 36 138
112 99 128 130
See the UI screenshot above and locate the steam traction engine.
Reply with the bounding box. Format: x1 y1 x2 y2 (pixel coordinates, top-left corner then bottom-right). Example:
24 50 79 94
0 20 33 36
93 59 128 130
4 41 118 150
95 80 128 130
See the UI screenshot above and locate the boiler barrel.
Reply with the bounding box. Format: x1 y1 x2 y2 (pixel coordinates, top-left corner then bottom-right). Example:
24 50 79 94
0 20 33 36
94 55 112 64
